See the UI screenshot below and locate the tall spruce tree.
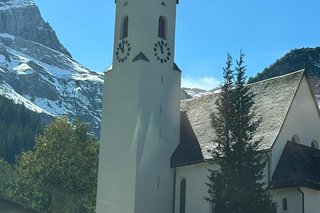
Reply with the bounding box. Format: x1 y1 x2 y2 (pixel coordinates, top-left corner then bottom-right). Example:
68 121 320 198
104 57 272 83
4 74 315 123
207 52 276 213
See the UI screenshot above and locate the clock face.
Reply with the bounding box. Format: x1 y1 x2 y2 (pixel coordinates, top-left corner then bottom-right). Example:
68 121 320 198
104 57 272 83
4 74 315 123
153 39 171 63
115 39 131 63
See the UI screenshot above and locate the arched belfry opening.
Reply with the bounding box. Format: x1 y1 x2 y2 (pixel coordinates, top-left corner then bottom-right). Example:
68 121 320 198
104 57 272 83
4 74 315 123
292 135 300 144
120 16 129 39
158 16 167 39
312 140 319 149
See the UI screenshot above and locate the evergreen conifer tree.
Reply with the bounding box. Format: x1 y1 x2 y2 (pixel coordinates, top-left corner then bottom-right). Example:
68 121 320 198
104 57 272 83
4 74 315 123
207 52 276 213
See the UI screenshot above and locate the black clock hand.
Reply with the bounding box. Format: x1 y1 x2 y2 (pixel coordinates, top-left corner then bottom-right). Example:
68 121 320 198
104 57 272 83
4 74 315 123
158 41 164 54
160 44 164 54
119 43 124 53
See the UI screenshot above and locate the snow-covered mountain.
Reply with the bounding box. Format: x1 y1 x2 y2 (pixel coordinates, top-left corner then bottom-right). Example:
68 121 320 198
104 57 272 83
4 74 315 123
0 0 209 137
0 0 103 135
181 87 212 99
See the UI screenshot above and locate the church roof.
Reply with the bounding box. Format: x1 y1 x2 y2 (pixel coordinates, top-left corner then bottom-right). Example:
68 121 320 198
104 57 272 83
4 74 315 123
179 70 304 160
271 141 320 190
171 112 204 167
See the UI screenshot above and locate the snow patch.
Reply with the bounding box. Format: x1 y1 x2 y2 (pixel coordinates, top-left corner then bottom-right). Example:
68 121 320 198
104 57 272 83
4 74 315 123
72 73 103 83
0 33 15 40
182 87 212 98
1 38 103 135
0 83 50 115
0 0 34 10
13 63 33 75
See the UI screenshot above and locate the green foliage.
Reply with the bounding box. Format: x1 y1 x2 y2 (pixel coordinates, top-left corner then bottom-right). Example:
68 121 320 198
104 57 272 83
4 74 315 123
5 117 99 213
0 95 42 163
248 46 320 84
206 51 276 213
0 158 18 198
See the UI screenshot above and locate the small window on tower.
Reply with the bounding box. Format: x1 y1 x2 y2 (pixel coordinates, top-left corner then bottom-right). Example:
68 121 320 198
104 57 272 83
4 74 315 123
158 16 167 39
121 16 129 39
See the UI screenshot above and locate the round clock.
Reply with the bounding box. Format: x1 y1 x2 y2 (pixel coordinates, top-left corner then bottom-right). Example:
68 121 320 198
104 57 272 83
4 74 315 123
115 39 131 63
153 39 171 63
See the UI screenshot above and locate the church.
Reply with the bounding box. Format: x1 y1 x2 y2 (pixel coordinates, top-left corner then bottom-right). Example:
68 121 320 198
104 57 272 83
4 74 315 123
95 1 320 213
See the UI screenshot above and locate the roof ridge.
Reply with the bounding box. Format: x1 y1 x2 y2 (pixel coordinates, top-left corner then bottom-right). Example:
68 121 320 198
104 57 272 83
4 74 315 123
181 69 305 105
247 69 305 86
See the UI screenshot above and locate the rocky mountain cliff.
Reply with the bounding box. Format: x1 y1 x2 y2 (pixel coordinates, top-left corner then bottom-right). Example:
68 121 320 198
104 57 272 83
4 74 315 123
0 0 70 56
0 0 103 135
249 47 320 103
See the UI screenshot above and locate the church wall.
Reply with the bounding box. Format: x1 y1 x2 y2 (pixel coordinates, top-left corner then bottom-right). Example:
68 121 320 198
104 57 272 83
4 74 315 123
174 162 217 213
96 69 140 213
303 187 320 213
133 63 181 213
270 76 320 176
271 187 303 213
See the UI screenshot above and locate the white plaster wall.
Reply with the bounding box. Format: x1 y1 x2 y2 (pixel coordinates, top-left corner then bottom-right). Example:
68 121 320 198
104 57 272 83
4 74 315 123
272 188 303 213
134 62 181 213
303 187 320 213
96 68 139 213
271 76 320 175
175 162 218 213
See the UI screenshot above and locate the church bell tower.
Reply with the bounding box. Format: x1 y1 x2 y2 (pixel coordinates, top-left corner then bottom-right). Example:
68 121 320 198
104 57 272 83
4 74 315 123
96 0 181 213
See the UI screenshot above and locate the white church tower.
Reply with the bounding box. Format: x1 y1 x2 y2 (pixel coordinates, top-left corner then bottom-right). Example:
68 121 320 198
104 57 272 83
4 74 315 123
96 0 181 212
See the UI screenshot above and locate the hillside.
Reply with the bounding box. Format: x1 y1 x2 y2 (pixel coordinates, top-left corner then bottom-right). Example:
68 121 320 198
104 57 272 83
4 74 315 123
249 47 320 102
0 95 42 163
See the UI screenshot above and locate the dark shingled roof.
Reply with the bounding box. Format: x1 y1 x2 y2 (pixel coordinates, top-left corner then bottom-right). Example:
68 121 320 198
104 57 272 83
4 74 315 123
271 141 320 190
171 112 204 167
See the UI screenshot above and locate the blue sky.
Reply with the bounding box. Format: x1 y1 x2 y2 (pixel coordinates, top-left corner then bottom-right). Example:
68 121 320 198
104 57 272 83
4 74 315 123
34 0 320 90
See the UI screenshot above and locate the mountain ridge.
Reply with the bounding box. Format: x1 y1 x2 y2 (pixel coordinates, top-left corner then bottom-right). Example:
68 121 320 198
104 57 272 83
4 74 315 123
0 0 71 56
0 0 104 135
249 47 320 103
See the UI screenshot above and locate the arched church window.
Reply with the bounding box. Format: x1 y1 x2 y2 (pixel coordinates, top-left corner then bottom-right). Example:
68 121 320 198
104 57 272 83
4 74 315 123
121 16 129 39
158 16 167 39
312 140 319 149
292 135 300 144
180 178 186 213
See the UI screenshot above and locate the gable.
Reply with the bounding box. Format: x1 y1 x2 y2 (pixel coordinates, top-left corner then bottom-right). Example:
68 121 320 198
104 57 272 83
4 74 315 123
270 74 320 175
180 70 304 159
